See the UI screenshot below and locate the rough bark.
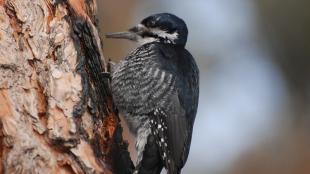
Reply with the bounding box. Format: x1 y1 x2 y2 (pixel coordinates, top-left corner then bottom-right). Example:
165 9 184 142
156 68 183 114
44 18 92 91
0 0 133 173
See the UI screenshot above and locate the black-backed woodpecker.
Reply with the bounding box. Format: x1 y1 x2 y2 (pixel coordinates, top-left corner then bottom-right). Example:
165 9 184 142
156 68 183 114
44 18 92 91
106 13 199 174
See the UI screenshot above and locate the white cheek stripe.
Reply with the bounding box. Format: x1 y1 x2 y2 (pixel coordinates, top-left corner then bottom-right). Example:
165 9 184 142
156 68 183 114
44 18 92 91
136 24 179 45
138 37 158 45
151 28 179 41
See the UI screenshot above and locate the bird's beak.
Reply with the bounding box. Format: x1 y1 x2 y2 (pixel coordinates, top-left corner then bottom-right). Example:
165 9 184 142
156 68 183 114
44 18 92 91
105 31 138 41
105 25 147 41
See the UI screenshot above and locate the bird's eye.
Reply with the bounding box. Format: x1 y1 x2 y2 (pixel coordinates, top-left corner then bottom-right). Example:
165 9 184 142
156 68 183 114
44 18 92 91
146 21 155 27
145 18 157 27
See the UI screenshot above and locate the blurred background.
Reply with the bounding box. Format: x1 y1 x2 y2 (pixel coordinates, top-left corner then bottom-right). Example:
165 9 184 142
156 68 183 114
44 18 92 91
97 0 310 174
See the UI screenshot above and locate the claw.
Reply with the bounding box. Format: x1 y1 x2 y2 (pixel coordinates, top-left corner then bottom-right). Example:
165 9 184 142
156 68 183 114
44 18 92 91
107 59 116 73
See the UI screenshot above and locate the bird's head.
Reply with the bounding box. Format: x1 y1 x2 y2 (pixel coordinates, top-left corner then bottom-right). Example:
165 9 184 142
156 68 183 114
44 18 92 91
106 13 188 47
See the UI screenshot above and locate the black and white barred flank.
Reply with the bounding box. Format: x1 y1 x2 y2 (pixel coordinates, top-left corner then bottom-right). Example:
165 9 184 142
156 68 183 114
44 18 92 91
112 44 176 116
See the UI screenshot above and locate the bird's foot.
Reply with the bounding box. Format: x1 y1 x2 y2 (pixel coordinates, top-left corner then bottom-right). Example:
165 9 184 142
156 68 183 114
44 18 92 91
107 59 116 72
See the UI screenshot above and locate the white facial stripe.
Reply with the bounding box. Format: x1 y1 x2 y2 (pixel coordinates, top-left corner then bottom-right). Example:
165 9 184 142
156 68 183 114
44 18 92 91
137 36 158 45
150 28 179 41
135 24 157 45
135 24 179 45
137 24 146 30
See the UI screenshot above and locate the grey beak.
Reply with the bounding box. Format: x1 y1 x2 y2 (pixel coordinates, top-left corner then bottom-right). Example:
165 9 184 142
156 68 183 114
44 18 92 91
105 31 138 41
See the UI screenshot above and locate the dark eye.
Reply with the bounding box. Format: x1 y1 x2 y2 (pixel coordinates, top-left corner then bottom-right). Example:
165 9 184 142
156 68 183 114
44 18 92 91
147 20 156 27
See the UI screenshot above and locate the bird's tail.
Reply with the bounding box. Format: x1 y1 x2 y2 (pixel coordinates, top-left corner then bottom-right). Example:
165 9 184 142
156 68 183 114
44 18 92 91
166 161 181 174
167 167 180 174
136 164 163 174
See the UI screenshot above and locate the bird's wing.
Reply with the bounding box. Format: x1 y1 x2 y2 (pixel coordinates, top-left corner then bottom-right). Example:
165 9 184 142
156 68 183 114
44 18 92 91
149 93 189 173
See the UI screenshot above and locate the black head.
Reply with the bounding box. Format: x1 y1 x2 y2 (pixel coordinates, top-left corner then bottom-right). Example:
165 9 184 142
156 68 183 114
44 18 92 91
106 13 188 47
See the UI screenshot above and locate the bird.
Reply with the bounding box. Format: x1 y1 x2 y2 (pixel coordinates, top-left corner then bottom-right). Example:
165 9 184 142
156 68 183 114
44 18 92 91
106 13 199 174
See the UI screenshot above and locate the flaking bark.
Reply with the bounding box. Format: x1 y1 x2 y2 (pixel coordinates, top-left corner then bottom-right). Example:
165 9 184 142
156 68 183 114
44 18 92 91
0 0 134 173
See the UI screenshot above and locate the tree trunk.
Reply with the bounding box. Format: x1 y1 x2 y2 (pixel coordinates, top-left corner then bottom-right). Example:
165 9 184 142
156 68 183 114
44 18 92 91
0 0 133 173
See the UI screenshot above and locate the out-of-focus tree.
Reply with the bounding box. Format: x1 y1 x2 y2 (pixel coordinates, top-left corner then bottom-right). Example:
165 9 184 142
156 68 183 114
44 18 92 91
256 0 310 123
229 1 310 173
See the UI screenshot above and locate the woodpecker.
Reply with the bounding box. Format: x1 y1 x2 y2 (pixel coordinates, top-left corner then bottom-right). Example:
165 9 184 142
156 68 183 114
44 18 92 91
106 13 199 174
